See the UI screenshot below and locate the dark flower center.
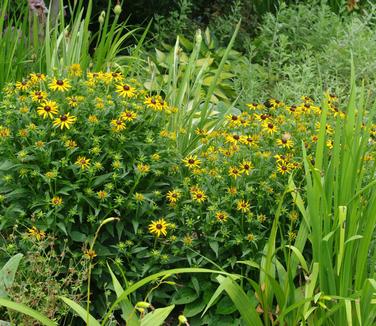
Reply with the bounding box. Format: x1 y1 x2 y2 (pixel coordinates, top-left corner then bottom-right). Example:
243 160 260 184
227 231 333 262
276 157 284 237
56 80 64 86
44 106 51 112
232 115 238 121
233 135 240 140
282 166 287 171
151 98 156 104
282 139 287 144
261 114 268 120
116 120 122 125
60 115 68 121
123 85 130 91
244 164 249 169
268 123 274 129
188 159 195 164
196 194 203 199
156 223 163 229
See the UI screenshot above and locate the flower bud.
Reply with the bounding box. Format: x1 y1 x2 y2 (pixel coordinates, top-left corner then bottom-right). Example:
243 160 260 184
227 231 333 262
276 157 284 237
114 4 122 16
98 11 105 25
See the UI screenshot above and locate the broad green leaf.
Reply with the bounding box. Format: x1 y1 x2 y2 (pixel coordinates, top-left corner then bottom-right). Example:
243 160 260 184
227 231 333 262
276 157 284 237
216 275 263 326
107 264 139 326
60 296 100 326
140 305 175 326
0 297 56 326
0 253 23 298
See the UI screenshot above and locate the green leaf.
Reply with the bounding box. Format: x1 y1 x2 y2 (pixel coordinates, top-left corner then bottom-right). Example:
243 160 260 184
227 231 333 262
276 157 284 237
140 305 175 326
0 253 23 298
215 296 237 315
209 241 219 258
70 231 87 242
0 297 56 326
216 275 263 326
60 297 100 326
107 263 139 326
172 287 199 305
184 299 206 317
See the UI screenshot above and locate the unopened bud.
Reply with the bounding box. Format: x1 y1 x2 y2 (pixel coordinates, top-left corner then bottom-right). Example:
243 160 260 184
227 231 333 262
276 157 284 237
98 11 105 25
178 314 189 325
114 4 122 15
135 301 151 309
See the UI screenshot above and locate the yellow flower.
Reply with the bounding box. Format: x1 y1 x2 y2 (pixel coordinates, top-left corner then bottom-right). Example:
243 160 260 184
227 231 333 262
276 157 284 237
239 160 254 175
190 187 207 203
148 218 168 237
68 63 82 77
75 156 91 170
276 133 294 149
97 190 108 200
67 96 84 107
0 126 11 138
166 189 181 204
37 101 59 119
215 211 229 222
237 199 250 213
53 113 77 129
15 80 30 91
65 139 78 149
182 155 201 169
121 110 137 122
83 249 97 260
262 121 278 134
30 73 46 83
49 78 71 92
144 96 162 111
116 83 136 98
30 90 48 102
228 166 241 179
137 163 150 174
51 196 63 206
227 187 237 196
277 163 293 175
134 192 144 202
88 115 99 124
111 119 126 132
27 226 46 241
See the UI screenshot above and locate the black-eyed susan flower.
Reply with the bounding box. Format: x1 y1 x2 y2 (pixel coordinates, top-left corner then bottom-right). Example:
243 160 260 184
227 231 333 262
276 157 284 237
116 83 136 98
121 110 137 122
83 248 97 260
182 155 201 169
111 119 126 132
27 226 46 241
239 160 254 175
262 121 278 134
277 163 293 175
53 113 77 129
37 100 59 119
65 139 78 149
51 196 63 206
276 133 294 149
226 114 242 127
30 90 48 102
75 156 91 170
237 199 250 213
144 96 161 110
215 211 229 222
30 72 46 83
67 96 84 107
88 115 99 124
166 189 181 204
15 80 30 92
190 187 207 203
228 166 241 179
49 78 71 92
148 218 168 237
